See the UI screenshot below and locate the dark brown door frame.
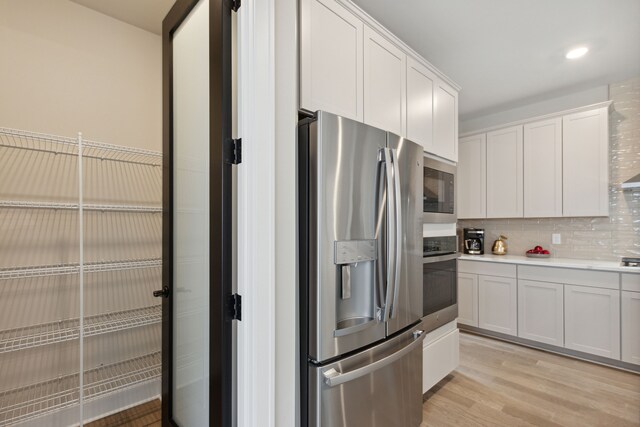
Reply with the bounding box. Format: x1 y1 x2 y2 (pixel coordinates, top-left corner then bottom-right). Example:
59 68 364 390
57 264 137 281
162 0 234 425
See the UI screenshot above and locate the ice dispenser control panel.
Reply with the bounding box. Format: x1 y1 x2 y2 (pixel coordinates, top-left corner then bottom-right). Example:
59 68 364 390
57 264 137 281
334 240 377 264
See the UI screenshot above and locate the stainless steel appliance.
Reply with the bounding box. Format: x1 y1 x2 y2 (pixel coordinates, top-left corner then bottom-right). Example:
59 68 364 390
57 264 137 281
298 111 425 427
422 234 460 332
423 155 457 223
463 228 485 255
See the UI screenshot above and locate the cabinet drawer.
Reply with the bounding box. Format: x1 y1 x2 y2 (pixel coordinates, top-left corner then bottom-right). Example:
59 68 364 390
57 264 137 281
518 265 618 290
458 260 516 278
423 328 459 393
622 273 640 292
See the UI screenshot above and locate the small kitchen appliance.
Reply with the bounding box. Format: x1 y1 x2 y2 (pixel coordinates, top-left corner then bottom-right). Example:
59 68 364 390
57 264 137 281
492 235 508 255
463 228 484 255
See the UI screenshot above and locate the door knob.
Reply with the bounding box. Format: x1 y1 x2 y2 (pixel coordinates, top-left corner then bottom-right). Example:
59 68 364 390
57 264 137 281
153 286 169 298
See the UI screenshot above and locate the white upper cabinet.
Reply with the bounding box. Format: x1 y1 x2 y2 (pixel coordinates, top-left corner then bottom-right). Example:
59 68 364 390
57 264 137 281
486 125 523 218
523 118 562 217
433 80 458 161
457 134 486 219
406 56 434 150
363 26 406 137
562 107 609 217
300 0 364 121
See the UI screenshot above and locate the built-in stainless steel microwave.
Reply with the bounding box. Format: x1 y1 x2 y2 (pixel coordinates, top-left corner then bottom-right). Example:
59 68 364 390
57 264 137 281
423 155 456 223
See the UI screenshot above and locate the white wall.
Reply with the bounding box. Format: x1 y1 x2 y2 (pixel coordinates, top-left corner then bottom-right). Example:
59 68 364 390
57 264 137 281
460 85 609 134
0 0 162 151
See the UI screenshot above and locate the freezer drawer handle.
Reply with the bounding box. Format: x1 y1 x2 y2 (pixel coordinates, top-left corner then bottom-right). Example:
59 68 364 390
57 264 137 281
322 329 425 387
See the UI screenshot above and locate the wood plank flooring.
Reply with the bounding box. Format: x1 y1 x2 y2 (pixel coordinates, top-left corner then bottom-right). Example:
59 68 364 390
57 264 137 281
422 332 640 427
85 399 160 427
86 332 639 426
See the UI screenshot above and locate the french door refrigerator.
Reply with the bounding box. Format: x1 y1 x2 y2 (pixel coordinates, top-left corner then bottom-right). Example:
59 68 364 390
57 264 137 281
298 111 425 427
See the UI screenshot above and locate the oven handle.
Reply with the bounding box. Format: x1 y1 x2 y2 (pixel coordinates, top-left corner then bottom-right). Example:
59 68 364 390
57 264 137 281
423 252 461 264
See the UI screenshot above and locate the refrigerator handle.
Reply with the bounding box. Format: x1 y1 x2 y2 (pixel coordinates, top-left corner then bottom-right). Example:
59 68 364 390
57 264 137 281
381 148 396 322
390 148 402 319
322 330 425 387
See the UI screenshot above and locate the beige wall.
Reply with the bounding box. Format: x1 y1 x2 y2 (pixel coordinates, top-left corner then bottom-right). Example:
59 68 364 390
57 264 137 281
0 0 162 151
460 76 640 262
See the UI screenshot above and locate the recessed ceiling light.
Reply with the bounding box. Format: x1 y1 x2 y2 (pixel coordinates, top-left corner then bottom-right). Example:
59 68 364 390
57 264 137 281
566 47 588 59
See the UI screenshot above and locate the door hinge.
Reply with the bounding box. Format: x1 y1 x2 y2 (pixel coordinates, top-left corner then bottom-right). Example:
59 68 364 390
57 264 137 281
230 293 242 320
226 138 242 165
231 0 241 12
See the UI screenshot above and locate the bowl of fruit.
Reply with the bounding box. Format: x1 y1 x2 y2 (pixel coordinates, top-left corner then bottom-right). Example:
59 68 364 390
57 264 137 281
526 246 550 258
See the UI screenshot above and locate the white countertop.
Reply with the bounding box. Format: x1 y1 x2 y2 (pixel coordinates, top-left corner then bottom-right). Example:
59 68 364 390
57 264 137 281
459 254 640 273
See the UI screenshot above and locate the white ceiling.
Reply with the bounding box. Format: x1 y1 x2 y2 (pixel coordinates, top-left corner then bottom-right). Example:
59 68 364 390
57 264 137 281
70 0 175 35
351 0 640 121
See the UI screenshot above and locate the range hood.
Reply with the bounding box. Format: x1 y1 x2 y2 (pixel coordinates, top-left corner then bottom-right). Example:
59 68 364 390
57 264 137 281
622 173 640 190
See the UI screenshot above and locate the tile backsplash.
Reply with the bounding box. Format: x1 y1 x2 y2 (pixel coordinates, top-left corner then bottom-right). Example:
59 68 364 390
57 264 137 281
459 76 640 262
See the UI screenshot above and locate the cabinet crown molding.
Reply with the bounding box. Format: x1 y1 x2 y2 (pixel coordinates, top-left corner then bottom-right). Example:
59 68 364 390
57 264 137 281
460 100 613 138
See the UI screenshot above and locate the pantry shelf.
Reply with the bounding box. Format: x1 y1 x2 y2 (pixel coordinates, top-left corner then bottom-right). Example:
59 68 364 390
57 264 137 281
0 305 161 354
0 200 162 213
0 352 161 426
0 258 162 280
0 127 162 167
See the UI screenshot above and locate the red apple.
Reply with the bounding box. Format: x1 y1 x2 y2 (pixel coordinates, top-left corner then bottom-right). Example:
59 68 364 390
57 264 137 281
534 245 543 252
542 250 550 255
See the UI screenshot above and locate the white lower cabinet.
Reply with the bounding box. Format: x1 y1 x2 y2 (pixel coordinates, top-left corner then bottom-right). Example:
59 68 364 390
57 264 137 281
422 322 459 393
564 285 620 359
457 273 478 327
621 291 640 364
517 279 563 346
478 275 517 336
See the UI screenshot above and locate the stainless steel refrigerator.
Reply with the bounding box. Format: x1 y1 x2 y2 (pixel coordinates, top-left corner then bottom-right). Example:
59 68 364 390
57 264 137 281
298 111 425 427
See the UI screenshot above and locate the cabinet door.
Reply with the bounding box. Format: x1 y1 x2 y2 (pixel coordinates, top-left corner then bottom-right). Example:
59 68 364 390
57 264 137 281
433 80 458 161
622 291 640 365
457 273 478 327
478 275 517 336
363 26 406 136
300 0 363 121
523 118 562 217
518 279 563 346
486 125 523 218
565 285 620 359
406 56 434 150
562 107 609 217
457 134 486 219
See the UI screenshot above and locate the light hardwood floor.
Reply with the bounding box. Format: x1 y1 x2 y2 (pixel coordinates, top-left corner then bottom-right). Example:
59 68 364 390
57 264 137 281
89 332 639 426
422 332 640 427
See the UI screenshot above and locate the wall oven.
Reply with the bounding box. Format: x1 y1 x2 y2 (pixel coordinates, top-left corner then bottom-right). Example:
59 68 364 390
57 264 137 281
422 234 459 333
423 156 456 223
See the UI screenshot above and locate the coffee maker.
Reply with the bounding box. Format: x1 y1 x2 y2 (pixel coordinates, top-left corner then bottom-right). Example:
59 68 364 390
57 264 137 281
463 228 484 255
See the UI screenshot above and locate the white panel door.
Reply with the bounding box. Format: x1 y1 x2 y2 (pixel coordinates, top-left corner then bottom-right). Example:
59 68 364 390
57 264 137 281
300 0 363 121
363 25 406 136
523 118 562 217
457 134 486 219
457 273 478 327
486 125 523 218
565 285 620 359
621 291 640 365
478 275 517 336
406 56 434 150
517 279 563 346
562 107 609 217
433 80 458 161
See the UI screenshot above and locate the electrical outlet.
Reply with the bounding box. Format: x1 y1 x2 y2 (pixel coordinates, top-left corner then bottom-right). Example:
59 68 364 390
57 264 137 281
552 233 561 245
